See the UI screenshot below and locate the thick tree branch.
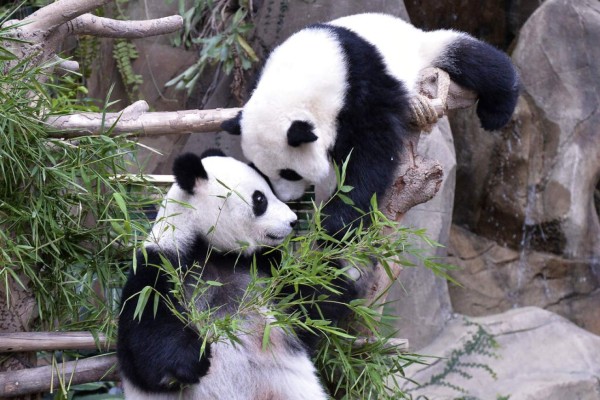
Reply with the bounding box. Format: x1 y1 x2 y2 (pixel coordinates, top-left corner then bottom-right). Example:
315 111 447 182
45 69 473 138
46 101 242 137
2 0 183 77
23 0 113 32
60 14 184 38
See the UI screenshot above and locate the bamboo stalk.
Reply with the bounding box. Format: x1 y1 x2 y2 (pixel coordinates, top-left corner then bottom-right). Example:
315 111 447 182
0 332 112 352
0 355 118 398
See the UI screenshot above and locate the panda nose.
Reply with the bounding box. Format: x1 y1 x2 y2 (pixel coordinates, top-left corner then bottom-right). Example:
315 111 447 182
290 219 298 228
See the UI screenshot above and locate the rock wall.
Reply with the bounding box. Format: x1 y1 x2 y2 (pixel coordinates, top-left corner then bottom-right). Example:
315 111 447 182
447 0 600 334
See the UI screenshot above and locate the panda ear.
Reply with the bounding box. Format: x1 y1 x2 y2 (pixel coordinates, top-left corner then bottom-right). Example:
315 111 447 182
173 153 208 194
221 111 242 135
287 120 318 147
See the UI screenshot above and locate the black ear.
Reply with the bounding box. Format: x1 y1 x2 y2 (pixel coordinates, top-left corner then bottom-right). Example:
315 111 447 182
287 120 318 147
201 148 226 158
221 111 242 135
173 153 207 194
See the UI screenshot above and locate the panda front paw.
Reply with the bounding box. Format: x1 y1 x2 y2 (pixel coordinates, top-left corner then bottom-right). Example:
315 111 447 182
164 350 212 387
122 338 212 392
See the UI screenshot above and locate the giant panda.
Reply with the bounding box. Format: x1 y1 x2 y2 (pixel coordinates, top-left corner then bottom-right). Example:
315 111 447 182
117 150 330 400
222 13 520 237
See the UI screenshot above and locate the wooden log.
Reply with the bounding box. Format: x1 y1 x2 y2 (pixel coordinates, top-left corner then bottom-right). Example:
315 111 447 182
0 332 112 352
46 102 242 138
0 355 118 398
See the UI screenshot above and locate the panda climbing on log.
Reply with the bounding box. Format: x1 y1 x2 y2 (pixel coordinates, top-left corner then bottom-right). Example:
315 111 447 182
222 13 520 237
117 150 331 399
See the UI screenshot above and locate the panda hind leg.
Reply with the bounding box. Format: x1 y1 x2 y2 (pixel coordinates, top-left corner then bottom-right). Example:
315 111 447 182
434 35 520 131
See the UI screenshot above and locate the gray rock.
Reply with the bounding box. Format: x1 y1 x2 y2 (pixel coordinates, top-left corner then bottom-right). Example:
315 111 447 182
403 307 600 400
448 0 600 334
510 0 600 259
447 225 600 334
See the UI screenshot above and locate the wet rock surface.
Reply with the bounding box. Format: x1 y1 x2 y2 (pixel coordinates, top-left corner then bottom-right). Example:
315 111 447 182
448 0 600 333
447 225 600 334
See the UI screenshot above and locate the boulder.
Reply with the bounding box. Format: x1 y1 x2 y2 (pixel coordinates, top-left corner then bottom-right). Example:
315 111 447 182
402 307 600 399
448 0 600 332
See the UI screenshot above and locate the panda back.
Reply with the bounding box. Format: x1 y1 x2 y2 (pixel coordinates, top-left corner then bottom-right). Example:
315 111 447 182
330 13 464 94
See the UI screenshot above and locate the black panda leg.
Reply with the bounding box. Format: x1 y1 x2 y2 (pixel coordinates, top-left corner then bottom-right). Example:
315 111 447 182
434 37 521 131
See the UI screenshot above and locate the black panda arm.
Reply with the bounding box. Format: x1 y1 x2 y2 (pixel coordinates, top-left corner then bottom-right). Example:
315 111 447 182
434 36 520 131
117 248 211 393
323 114 403 240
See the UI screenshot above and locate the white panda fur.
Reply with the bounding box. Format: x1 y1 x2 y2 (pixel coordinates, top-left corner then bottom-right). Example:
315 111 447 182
117 150 328 400
222 13 520 237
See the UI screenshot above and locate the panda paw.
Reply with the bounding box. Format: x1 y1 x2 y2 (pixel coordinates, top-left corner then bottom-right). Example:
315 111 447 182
165 357 209 386
126 340 212 392
159 344 212 388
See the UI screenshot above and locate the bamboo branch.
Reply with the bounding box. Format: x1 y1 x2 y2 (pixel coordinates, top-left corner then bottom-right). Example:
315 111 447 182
0 332 112 352
354 337 409 352
0 355 118 398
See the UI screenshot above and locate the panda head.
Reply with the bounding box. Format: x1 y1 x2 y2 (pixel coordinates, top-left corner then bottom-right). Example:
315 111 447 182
221 28 346 202
222 109 338 202
149 150 298 255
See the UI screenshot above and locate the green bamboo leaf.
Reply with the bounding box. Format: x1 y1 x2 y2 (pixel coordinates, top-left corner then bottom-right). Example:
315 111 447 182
235 35 258 62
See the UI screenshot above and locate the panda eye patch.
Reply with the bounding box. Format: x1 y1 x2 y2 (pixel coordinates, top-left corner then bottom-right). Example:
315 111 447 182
252 190 268 217
279 169 303 182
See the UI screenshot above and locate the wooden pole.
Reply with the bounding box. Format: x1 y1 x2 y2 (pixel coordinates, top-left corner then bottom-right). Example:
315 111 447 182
45 102 242 138
0 332 112 352
0 355 118 398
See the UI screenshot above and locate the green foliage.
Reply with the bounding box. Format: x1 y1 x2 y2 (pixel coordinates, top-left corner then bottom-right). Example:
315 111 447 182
113 39 143 101
0 29 159 335
166 0 258 99
74 34 101 82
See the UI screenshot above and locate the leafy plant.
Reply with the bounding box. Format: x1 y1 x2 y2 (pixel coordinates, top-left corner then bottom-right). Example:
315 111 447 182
166 0 258 101
0 24 159 338
112 0 144 102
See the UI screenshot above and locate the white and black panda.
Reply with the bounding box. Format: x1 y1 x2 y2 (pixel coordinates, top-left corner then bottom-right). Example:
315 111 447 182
222 13 520 237
117 150 330 400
